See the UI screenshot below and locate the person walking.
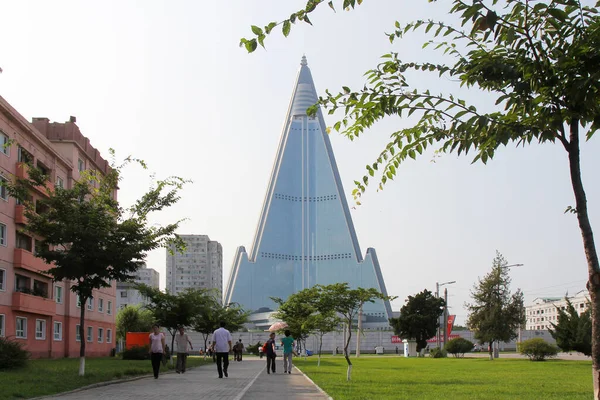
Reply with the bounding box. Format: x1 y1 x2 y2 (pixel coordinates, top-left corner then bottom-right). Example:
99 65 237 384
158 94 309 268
211 321 232 378
175 326 193 374
235 339 245 361
265 332 277 374
258 341 264 359
281 330 295 374
148 324 166 379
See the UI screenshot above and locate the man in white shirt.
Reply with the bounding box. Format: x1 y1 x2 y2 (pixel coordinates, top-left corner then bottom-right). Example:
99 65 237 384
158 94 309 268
175 326 193 374
211 321 232 378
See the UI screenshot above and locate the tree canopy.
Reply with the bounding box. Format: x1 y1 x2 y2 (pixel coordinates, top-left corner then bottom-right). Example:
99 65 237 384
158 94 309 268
466 252 525 359
137 284 213 353
389 289 445 353
116 305 155 341
549 297 592 356
191 297 250 352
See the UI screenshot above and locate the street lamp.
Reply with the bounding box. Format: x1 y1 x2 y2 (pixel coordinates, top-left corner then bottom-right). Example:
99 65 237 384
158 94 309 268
494 263 523 358
436 281 456 349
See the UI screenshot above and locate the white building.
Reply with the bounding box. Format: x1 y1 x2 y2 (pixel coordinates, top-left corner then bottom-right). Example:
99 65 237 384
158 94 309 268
116 265 160 310
166 235 223 297
525 290 589 330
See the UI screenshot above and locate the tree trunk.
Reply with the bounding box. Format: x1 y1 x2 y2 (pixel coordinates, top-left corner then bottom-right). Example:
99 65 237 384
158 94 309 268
318 334 323 367
488 342 493 361
79 295 87 376
344 320 353 381
566 121 600 399
202 334 208 359
169 330 175 365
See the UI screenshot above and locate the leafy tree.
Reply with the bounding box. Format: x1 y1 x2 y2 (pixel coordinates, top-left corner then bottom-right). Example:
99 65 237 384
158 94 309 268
549 297 592 356
241 0 600 393
272 286 322 355
116 305 155 342
137 284 213 356
4 153 187 376
445 337 475 358
191 296 250 355
319 283 394 381
466 252 525 360
389 289 445 354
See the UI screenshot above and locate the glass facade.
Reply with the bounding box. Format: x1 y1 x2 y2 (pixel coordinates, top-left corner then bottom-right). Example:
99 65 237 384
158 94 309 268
225 57 392 323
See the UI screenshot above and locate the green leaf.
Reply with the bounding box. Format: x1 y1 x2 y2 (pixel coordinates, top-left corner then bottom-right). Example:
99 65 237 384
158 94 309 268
548 8 569 21
251 25 263 36
283 20 291 37
245 39 258 53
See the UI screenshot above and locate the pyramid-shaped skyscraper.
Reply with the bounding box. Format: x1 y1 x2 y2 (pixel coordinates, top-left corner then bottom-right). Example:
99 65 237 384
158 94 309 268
225 57 392 326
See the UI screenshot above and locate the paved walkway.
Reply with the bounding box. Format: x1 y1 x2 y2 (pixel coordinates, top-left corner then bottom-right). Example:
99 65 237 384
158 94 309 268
50 358 330 400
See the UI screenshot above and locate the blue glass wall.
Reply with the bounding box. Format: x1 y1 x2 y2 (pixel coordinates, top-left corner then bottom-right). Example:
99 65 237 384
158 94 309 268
225 58 392 322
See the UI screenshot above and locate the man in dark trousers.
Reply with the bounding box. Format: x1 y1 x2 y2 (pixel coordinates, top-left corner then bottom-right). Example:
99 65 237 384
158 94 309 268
265 332 277 374
235 339 245 361
211 321 232 378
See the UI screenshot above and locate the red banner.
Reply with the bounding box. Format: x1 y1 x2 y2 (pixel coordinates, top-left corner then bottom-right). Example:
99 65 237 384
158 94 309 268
427 334 460 343
447 315 456 336
391 335 402 343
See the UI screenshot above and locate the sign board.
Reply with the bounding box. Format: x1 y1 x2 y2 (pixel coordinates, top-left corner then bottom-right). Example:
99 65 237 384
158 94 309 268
391 335 402 343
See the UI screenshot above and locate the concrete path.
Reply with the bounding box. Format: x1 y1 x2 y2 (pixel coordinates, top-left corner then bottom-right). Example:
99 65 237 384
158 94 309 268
50 358 330 400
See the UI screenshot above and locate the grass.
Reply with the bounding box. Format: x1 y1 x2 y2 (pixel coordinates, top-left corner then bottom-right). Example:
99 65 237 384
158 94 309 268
0 355 211 399
296 356 592 400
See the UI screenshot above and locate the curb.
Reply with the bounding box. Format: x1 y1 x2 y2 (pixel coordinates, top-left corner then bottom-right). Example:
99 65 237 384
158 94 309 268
30 366 199 399
294 365 334 400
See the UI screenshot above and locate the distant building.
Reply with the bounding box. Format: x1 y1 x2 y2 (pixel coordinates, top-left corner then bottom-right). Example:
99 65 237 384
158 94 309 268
166 235 222 297
116 265 159 310
525 290 589 330
224 57 392 329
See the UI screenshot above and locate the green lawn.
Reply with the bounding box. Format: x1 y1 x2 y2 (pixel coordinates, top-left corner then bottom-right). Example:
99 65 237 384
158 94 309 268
0 356 211 400
296 356 592 400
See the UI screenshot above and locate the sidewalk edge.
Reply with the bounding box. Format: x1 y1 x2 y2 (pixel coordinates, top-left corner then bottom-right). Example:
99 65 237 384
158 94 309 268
294 366 334 400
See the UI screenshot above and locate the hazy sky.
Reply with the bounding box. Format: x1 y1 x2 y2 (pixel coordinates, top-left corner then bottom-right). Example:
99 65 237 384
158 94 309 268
1 0 598 324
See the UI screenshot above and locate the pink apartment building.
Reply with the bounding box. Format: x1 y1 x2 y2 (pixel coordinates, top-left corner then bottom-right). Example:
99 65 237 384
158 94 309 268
0 95 116 358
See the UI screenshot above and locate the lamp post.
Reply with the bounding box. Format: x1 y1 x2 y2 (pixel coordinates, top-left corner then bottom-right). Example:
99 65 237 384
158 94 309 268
436 280 456 349
494 263 523 359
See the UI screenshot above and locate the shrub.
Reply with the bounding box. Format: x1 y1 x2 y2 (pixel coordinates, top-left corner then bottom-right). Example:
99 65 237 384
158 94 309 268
445 337 474 358
246 344 259 355
0 336 31 370
519 338 559 361
121 345 150 360
429 347 447 358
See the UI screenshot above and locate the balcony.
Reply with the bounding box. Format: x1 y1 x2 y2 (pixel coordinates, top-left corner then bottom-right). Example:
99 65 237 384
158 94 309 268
15 205 28 224
14 248 53 275
15 162 54 197
12 291 55 316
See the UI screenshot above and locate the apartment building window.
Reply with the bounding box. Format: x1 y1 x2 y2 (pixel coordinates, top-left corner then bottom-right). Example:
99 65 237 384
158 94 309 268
0 131 10 156
17 147 32 164
56 176 64 189
106 329 112 343
98 298 104 312
120 291 127 298
78 158 85 172
54 322 62 341
87 297 93 311
76 325 81 341
0 175 8 201
36 319 46 340
98 328 103 343
0 223 6 246
0 268 5 291
16 232 32 252
107 301 112 315
0 314 4 337
55 286 62 303
87 326 93 342
16 317 27 338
